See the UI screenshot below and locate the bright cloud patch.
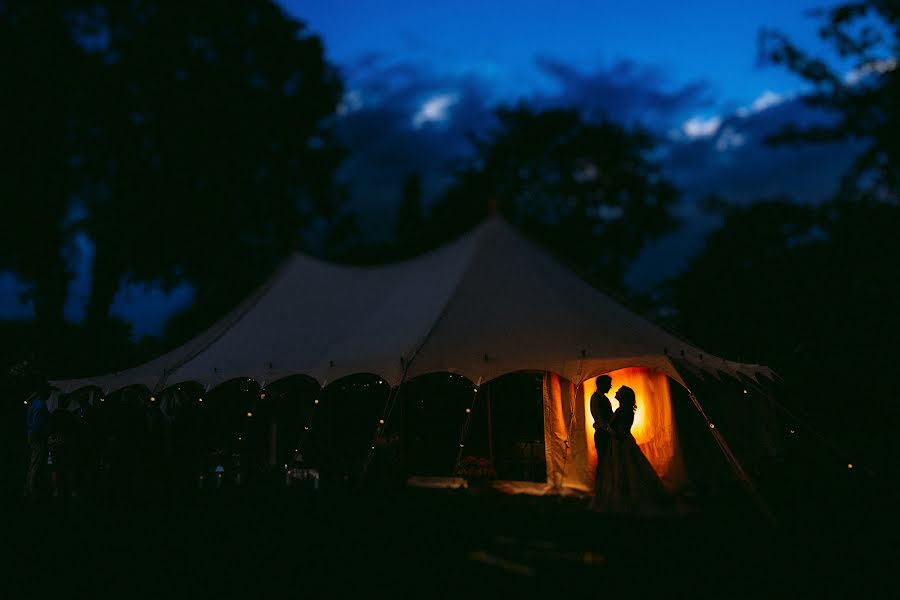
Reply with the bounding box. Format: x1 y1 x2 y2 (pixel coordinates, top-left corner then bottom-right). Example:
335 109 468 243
845 57 898 85
411 93 458 128
737 90 784 117
682 115 722 139
751 90 783 112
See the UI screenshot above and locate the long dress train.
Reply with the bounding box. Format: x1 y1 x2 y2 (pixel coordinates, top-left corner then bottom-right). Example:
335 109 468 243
593 407 669 514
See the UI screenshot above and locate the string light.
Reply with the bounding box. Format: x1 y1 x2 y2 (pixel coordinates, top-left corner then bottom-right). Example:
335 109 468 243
743 389 748 394
150 396 156 402
259 392 266 400
847 463 854 470
198 398 203 403
100 398 105 402
378 419 385 425
247 411 253 417
465 408 471 414
709 422 716 429
304 426 309 431
23 400 28 405
314 399 319 405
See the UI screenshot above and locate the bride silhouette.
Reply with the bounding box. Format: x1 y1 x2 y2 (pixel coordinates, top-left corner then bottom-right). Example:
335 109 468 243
593 385 669 513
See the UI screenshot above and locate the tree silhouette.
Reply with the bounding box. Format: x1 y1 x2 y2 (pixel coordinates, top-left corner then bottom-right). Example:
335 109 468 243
429 104 678 292
760 1 899 200
77 1 348 329
670 199 900 475
0 3 93 328
0 2 348 370
395 173 426 253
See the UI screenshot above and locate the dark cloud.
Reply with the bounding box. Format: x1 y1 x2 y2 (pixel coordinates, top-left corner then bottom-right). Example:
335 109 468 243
662 97 859 205
334 58 497 238
531 56 714 127
335 55 716 240
627 98 859 291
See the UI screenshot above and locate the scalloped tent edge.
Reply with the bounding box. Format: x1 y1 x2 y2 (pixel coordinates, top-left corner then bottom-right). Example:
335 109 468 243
52 217 772 396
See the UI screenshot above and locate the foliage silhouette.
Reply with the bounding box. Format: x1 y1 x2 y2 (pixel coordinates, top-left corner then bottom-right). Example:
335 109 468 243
0 1 348 374
759 1 899 200
428 104 678 294
670 199 900 476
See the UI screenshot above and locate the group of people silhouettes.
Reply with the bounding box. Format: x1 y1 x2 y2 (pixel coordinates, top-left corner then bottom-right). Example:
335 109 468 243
589 375 669 513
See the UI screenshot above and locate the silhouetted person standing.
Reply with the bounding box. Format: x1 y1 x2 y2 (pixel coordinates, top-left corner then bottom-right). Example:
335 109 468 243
593 386 669 514
590 375 614 459
24 381 51 499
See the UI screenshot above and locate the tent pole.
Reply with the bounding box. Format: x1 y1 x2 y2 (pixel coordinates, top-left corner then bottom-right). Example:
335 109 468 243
689 390 776 524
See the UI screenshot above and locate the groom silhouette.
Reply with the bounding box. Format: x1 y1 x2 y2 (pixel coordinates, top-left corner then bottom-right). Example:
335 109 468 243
589 375 614 459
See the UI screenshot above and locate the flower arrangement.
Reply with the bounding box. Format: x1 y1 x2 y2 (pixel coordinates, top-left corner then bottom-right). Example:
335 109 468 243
454 456 497 481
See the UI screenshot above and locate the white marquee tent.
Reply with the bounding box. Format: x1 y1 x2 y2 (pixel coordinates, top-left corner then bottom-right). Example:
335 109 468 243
52 217 775 493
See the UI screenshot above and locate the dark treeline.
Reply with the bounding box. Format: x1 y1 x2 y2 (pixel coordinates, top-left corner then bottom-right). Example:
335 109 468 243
2 1 898 485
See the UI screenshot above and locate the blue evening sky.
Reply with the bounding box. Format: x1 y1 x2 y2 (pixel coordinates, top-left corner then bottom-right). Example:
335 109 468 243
290 0 835 113
1 1 863 336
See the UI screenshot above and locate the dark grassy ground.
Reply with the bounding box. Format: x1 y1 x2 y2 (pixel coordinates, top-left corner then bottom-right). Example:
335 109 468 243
4 471 897 598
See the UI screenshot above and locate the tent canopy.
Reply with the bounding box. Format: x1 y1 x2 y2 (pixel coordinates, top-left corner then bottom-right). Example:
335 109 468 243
53 217 771 394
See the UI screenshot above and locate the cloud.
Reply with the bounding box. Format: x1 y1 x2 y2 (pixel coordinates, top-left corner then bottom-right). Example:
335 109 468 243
411 93 459 128
736 89 786 118
627 96 860 291
682 115 722 139
531 57 713 127
844 57 897 86
332 58 497 237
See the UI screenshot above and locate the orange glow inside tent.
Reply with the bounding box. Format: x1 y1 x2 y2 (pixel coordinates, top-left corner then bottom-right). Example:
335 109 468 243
582 367 684 488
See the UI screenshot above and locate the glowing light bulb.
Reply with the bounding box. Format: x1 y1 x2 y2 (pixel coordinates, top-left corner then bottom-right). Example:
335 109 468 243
304 426 309 431
378 419 385 425
100 398 105 402
23 400 28 405
198 398 203 403
459 444 464 448
709 423 716 429
259 392 266 400
847 463 854 470
314 399 319 405
247 411 253 417
743 389 748 394
150 396 156 402
465 408 471 414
